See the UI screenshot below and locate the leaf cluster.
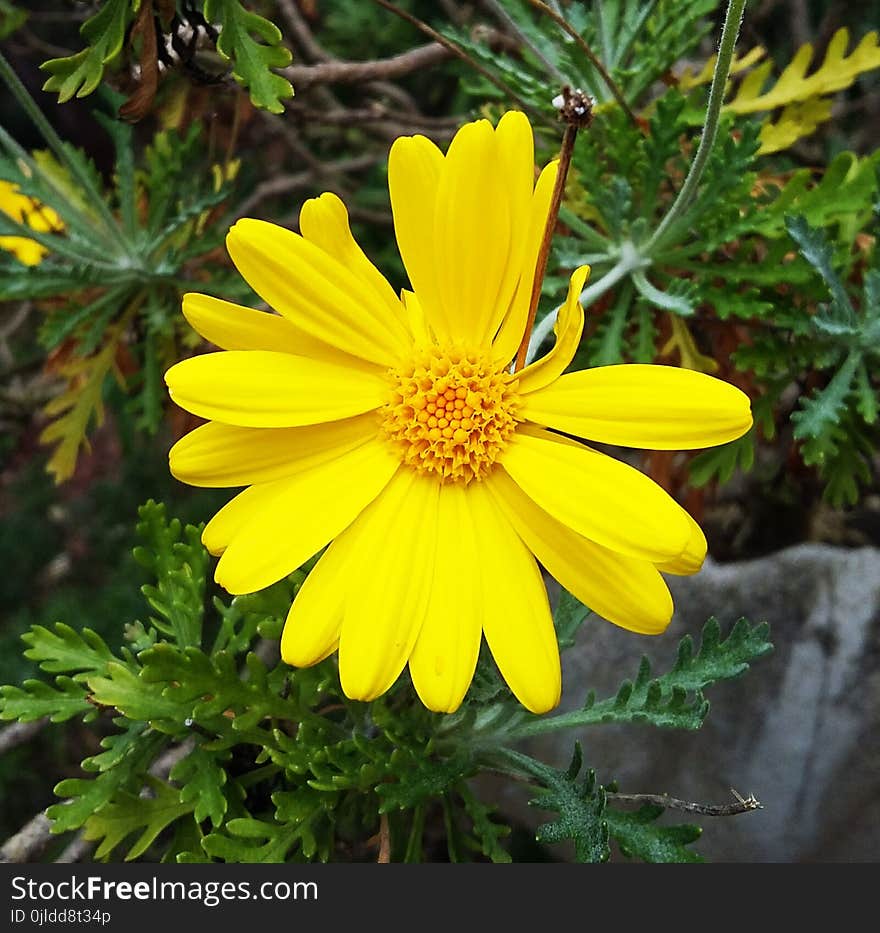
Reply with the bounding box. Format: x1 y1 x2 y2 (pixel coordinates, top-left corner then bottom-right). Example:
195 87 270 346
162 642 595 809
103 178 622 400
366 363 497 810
39 1 293 113
0 96 243 481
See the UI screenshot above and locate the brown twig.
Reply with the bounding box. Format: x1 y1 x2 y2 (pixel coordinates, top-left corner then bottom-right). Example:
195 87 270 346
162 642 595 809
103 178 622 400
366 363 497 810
0 812 52 863
607 789 763 817
283 43 451 88
377 813 391 863
276 0 333 62
0 718 47 755
514 88 593 371
525 0 639 127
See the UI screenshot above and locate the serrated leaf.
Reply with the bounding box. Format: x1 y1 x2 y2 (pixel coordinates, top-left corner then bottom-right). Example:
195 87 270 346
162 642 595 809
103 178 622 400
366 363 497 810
459 785 511 863
727 28 880 114
512 617 772 738
528 744 610 863
22 622 114 677
169 746 228 827
39 333 123 483
0 677 93 723
606 804 702 862
48 729 166 834
791 350 860 442
203 0 293 113
689 429 755 487
758 97 833 155
553 587 591 650
40 0 132 102
82 776 195 861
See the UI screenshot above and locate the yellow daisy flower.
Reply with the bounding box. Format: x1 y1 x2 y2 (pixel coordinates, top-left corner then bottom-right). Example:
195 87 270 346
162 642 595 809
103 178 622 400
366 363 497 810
165 111 752 715
0 179 62 265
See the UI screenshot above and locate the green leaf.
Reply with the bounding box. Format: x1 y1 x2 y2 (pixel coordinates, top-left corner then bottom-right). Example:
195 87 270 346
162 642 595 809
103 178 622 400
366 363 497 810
40 0 132 102
203 0 294 113
87 660 187 728
49 729 166 834
792 350 860 442
785 214 855 318
689 429 756 487
528 744 610 864
169 746 228 828
22 622 113 678
201 788 329 864
83 776 195 861
606 804 702 863
554 588 592 650
377 751 473 812
459 785 511 863
133 501 207 648
0 677 93 723
511 617 773 738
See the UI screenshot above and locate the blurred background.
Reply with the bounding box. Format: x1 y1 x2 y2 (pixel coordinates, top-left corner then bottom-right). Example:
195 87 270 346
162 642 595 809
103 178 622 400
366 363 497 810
1 0 879 862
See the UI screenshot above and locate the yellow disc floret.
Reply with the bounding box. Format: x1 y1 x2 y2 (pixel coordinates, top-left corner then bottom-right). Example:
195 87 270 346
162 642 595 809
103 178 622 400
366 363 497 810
381 346 521 483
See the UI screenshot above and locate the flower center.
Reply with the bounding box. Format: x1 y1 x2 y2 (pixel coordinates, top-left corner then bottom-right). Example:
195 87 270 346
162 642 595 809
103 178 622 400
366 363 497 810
381 346 521 483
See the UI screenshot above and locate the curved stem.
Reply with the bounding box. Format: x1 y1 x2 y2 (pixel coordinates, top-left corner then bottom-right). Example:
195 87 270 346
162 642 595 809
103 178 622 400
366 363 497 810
645 0 747 253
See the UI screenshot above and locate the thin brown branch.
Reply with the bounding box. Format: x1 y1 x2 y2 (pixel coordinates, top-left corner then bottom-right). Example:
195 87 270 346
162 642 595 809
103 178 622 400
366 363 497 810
0 811 52 863
276 0 333 62
377 813 391 863
607 789 763 817
283 43 451 88
525 0 639 127
0 718 47 755
55 834 95 864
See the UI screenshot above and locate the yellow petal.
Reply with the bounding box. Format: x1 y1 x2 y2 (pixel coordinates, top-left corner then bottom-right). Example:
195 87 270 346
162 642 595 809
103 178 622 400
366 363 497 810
281 538 354 667
0 235 46 265
164 350 388 427
467 482 561 713
409 482 482 713
214 439 399 594
169 412 378 487
226 218 409 366
487 471 673 635
202 483 280 556
338 472 439 702
523 364 753 449
299 192 407 331
500 429 691 562
517 265 590 394
491 160 559 365
388 134 444 335
655 509 708 575
483 111 536 341
433 120 512 344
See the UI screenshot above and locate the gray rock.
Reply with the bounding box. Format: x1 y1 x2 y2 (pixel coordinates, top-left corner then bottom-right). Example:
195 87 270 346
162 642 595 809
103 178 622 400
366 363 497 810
493 544 880 862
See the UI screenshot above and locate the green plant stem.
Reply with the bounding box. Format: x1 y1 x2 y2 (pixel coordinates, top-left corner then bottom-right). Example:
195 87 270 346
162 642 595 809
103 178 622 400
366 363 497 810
645 0 747 253
0 51 122 247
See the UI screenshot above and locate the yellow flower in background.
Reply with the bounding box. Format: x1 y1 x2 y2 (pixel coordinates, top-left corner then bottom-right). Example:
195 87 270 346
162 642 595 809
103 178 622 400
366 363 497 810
165 112 752 715
0 179 62 265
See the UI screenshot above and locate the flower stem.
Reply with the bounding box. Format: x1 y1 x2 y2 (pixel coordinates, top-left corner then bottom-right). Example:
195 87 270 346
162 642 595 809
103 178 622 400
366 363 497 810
645 0 748 253
514 121 580 371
